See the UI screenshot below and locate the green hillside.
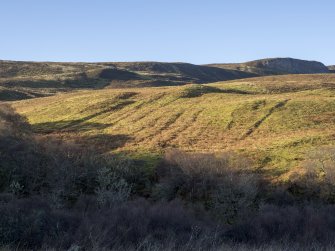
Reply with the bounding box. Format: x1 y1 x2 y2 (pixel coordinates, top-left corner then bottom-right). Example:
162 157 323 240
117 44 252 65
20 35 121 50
13 74 335 181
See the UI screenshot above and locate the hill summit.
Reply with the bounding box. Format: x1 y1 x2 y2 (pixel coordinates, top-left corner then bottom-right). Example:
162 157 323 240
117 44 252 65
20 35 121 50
208 57 330 76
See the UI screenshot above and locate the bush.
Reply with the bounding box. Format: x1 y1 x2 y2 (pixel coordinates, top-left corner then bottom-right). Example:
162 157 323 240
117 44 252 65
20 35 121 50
73 199 214 250
289 146 335 202
0 197 215 250
0 104 144 207
0 197 80 249
95 166 132 208
0 104 31 136
3 196 335 250
227 203 335 245
154 150 259 223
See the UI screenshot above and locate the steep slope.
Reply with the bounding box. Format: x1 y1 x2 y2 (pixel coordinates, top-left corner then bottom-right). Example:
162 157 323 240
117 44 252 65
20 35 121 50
13 74 335 179
208 58 330 76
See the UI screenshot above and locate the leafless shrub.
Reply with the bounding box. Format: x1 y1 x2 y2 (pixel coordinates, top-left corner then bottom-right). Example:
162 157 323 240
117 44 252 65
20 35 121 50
95 166 131 208
0 104 143 207
0 197 80 249
72 198 214 251
0 104 31 137
289 146 335 202
227 203 335 246
155 149 259 223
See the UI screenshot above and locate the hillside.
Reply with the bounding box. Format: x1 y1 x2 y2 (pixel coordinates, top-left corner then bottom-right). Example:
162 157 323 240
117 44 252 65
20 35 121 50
13 74 335 180
208 58 330 76
3 58 331 102
0 60 254 101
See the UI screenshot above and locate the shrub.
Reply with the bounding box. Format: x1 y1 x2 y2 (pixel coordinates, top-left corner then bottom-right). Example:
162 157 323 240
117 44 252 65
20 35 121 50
0 104 31 137
0 104 145 207
227 203 335 245
0 197 80 249
289 146 335 202
154 150 259 223
72 199 214 250
95 166 132 208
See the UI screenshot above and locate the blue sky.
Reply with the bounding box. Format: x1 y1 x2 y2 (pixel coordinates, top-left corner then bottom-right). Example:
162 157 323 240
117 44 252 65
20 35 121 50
0 0 334 64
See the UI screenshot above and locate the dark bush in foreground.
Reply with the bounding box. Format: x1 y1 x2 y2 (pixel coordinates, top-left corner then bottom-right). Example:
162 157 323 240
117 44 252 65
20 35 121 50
2 196 335 250
226 204 335 245
155 150 259 223
0 197 214 250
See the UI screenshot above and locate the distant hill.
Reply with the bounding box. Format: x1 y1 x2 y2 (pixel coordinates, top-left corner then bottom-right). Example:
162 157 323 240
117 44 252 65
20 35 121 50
207 58 330 76
0 60 253 84
0 60 255 101
328 65 335 73
106 62 256 84
0 58 332 101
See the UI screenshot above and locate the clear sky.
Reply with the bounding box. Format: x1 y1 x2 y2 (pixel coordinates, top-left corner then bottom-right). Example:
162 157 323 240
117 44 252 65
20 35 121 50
0 0 334 65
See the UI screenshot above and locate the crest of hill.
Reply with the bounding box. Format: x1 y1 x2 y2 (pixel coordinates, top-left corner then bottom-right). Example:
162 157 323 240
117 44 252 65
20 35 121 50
104 61 256 82
207 58 330 76
0 60 255 101
0 59 332 101
0 60 253 83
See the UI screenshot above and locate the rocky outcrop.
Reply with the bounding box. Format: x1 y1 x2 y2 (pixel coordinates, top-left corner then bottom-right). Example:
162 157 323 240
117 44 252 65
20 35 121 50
328 65 335 73
207 58 330 76
248 58 329 74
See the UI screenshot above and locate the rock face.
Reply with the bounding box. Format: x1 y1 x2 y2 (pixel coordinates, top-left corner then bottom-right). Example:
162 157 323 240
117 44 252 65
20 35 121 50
248 58 329 74
207 58 330 76
328 65 335 73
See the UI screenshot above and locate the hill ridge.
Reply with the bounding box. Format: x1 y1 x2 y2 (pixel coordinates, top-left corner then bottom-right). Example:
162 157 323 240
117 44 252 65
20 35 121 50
207 57 330 76
0 58 333 101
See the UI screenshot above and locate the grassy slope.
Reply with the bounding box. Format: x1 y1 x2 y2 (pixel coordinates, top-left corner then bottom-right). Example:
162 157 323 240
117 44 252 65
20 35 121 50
13 74 335 180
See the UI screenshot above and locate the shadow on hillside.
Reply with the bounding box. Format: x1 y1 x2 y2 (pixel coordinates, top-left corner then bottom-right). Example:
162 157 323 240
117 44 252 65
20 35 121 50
35 131 132 152
180 85 253 98
0 89 33 101
73 133 133 152
32 100 135 133
0 78 110 101
32 120 113 133
2 77 109 89
2 80 67 89
220 88 253 94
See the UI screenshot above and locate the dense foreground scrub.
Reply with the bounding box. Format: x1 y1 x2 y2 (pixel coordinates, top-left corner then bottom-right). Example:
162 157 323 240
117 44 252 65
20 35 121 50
2 196 335 250
1 104 335 250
